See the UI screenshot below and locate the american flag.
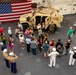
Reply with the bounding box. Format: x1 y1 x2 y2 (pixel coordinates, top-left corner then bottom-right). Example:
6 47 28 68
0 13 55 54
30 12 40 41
0 1 32 22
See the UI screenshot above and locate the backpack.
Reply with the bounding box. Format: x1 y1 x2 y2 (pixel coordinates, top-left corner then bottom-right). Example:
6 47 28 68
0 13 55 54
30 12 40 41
57 45 64 54
57 45 61 50
73 52 76 59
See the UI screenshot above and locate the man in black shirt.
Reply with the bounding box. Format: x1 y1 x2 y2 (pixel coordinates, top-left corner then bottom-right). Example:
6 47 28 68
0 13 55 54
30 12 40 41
55 39 63 49
65 39 71 55
55 39 64 57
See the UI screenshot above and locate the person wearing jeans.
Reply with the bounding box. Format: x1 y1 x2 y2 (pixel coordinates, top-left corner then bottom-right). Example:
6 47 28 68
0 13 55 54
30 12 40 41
32 48 37 55
8 52 18 73
30 37 37 55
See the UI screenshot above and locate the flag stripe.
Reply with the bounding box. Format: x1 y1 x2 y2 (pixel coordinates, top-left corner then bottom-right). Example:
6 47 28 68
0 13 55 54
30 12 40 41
0 11 31 19
0 18 19 22
0 9 32 16
0 12 31 22
12 5 31 9
0 1 32 22
12 7 32 12
11 2 32 5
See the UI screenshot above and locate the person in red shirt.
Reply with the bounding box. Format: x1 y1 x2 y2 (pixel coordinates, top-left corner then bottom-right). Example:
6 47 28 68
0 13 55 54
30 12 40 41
0 26 4 33
50 38 55 46
38 37 43 52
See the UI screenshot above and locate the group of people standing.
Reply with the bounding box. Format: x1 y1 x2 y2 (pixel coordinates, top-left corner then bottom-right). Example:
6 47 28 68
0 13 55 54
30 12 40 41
0 26 18 73
23 23 76 68
0 21 76 74
24 25 76 67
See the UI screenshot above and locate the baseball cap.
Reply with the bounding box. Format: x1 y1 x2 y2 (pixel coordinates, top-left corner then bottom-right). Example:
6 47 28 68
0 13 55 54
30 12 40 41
45 41 47 44
9 52 14 56
0 42 3 45
3 49 7 52
73 47 76 49
52 48 56 51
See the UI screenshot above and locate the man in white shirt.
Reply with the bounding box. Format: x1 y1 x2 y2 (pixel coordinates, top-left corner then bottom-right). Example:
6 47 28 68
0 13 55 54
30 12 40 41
37 23 41 29
8 27 12 37
69 47 76 65
26 37 31 52
18 22 23 31
19 34 25 49
48 47 59 67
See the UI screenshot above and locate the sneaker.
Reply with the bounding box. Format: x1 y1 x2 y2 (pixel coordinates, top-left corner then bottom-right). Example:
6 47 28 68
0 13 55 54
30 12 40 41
48 64 52 67
68 63 71 66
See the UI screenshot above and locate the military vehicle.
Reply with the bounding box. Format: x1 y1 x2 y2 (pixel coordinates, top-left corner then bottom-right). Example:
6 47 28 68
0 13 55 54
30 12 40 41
19 1 63 31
